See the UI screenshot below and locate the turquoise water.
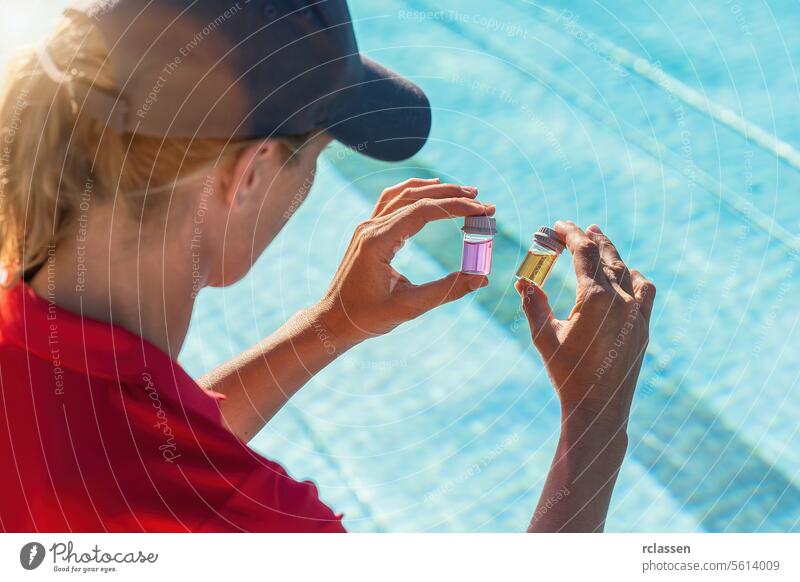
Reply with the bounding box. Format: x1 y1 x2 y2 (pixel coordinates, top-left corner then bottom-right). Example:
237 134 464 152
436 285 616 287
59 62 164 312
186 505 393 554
8 0 798 531
184 1 800 531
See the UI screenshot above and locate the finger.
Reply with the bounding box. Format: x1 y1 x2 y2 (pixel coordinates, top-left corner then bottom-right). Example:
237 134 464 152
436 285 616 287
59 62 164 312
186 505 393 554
630 269 657 322
515 279 560 358
398 272 489 315
371 178 440 217
378 183 478 217
554 221 607 288
586 224 634 296
378 198 495 251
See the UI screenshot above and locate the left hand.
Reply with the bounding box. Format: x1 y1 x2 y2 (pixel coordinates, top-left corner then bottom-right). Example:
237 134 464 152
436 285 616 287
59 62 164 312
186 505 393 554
516 222 655 431
316 178 495 344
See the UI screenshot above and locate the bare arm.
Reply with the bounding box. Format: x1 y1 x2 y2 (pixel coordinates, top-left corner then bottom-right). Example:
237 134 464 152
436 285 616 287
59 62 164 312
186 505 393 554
519 222 656 532
199 179 494 442
198 304 360 442
528 405 628 532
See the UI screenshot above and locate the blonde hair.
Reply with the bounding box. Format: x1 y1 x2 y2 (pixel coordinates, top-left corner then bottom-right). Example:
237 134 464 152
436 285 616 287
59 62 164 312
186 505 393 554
0 11 307 284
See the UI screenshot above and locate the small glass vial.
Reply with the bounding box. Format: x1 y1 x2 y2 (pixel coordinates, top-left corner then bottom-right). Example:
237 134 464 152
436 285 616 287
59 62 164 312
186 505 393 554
461 216 497 275
516 226 566 286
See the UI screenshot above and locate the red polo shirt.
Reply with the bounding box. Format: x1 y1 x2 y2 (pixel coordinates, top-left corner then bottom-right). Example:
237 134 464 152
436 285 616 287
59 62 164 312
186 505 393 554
0 283 345 532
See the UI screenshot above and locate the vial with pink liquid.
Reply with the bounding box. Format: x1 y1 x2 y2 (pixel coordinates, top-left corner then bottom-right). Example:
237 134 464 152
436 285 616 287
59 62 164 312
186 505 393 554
460 216 497 276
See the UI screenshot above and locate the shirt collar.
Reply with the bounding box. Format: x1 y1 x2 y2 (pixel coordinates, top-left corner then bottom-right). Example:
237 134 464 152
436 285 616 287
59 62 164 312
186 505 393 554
0 282 222 424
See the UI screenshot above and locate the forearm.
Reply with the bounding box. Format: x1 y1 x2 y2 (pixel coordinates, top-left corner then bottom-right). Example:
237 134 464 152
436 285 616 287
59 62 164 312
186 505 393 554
199 303 361 441
528 405 628 532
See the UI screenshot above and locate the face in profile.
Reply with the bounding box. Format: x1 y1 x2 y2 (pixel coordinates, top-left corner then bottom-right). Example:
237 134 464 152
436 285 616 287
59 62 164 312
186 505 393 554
208 132 333 287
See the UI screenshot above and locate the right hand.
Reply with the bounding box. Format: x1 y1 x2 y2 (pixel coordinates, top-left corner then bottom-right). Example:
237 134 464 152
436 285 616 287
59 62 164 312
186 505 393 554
317 178 494 344
516 221 656 431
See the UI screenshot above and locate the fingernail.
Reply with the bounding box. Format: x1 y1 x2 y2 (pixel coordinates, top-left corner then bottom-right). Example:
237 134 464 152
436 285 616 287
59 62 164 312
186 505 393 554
461 186 478 196
483 203 496 212
587 224 602 234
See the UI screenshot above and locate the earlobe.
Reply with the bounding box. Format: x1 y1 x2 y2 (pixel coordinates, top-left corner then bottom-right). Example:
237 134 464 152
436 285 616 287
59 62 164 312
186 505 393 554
246 166 257 189
238 164 261 207
225 145 258 209
224 140 274 210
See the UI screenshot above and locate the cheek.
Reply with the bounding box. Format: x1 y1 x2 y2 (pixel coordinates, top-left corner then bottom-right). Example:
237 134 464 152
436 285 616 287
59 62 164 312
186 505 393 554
233 158 319 257
280 165 317 219
243 191 292 257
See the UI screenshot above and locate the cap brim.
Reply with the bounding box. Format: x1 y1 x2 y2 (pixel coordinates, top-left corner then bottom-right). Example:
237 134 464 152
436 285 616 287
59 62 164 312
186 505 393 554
326 57 431 162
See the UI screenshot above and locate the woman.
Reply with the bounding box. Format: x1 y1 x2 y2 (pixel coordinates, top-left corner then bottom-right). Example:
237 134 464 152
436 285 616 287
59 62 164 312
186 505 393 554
0 0 654 532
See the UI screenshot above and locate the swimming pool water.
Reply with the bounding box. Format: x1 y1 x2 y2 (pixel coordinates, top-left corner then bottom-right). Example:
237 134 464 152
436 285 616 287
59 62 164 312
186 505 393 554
9 0 797 532
181 0 800 532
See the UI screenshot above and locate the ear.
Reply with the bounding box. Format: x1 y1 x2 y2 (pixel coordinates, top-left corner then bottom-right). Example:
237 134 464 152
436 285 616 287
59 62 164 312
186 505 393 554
219 140 281 209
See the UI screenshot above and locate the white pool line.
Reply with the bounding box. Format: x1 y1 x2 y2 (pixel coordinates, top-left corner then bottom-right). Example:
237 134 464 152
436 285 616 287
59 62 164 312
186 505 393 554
529 3 800 253
438 0 800 254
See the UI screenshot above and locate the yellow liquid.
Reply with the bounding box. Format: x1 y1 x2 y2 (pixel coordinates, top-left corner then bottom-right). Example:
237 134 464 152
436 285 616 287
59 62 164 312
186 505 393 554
516 252 557 285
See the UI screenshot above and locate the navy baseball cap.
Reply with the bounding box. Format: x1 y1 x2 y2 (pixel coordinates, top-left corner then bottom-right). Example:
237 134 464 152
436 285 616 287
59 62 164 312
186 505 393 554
66 0 431 161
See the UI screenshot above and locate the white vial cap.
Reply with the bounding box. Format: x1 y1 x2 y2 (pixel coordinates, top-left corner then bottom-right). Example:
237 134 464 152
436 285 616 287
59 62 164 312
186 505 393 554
534 226 566 253
463 216 497 235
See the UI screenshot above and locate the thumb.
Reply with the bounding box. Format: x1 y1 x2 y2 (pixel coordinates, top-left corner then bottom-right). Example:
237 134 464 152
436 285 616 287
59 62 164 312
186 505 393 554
515 279 559 357
403 272 488 315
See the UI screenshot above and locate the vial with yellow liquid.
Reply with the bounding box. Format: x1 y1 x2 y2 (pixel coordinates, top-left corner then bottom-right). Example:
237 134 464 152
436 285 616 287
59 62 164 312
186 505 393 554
516 226 566 286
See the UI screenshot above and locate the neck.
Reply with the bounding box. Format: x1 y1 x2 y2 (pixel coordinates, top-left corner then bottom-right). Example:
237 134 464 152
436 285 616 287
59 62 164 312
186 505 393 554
29 205 204 357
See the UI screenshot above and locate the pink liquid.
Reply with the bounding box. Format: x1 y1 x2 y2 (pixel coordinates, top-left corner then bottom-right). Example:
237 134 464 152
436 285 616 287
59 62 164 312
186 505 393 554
461 239 493 275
